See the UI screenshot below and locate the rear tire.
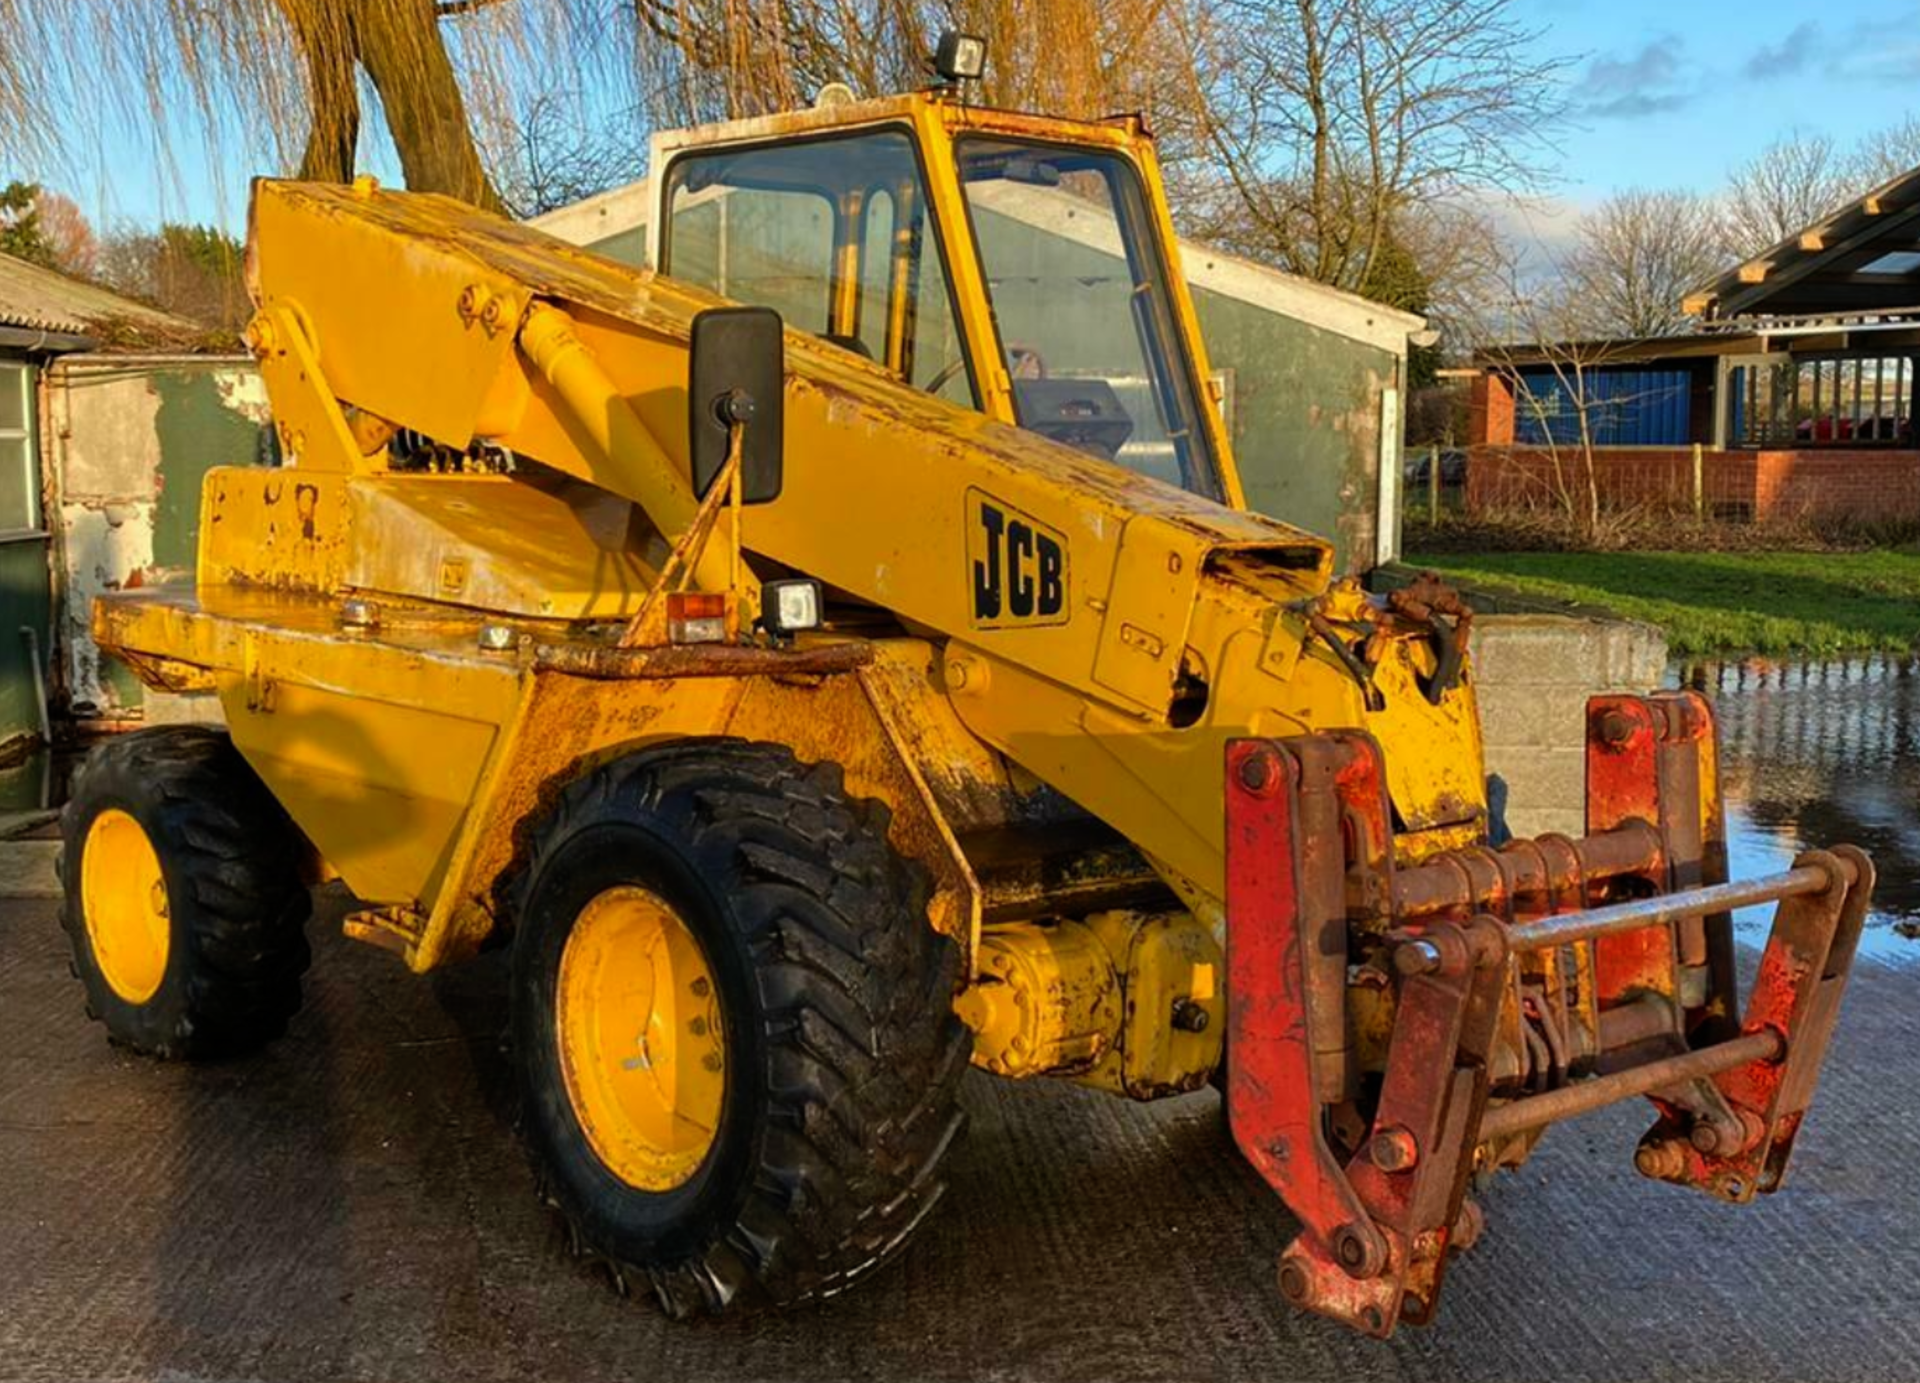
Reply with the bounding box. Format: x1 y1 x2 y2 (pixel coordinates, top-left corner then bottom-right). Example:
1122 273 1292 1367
60 725 312 1060
509 739 969 1316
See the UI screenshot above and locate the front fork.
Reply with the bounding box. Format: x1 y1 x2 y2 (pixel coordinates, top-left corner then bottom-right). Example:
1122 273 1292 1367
1223 692 1874 1338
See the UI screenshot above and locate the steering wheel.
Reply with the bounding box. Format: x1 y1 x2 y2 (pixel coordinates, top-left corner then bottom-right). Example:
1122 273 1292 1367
923 343 1048 397
923 356 969 396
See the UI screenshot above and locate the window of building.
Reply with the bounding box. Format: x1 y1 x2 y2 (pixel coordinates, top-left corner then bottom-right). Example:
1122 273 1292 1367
0 363 39 533
1727 351 1914 448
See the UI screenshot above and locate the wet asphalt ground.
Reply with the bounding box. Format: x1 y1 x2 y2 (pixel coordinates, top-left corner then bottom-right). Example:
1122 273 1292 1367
7 901 1920 1382
4 655 1920 1383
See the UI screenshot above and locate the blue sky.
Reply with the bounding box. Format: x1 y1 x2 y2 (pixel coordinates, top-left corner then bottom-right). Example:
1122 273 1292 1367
1526 0 1920 203
25 1 1920 238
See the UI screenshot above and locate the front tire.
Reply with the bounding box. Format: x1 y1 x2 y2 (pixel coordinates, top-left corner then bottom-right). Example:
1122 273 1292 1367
60 726 312 1059
510 739 968 1316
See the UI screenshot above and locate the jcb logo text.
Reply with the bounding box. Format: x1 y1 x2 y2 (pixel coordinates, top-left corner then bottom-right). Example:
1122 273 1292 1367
967 491 1068 628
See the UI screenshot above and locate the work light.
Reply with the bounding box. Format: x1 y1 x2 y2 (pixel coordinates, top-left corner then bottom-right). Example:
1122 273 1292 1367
761 578 824 639
934 32 987 83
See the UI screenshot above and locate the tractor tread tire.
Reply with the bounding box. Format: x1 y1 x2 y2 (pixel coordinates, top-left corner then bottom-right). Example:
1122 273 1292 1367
508 738 969 1317
60 725 312 1060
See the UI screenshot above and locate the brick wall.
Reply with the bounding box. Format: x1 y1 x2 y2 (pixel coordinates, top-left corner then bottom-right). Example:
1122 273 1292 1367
1467 372 1515 448
1751 449 1920 520
1467 446 1755 516
1467 445 1920 523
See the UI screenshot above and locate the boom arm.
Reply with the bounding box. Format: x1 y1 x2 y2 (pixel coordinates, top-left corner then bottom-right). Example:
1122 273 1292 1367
241 178 1486 906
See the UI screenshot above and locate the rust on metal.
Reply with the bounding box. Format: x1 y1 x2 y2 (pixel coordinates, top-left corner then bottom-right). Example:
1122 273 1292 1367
1390 820 1663 920
531 639 874 680
1221 691 1875 1337
1480 1030 1783 1142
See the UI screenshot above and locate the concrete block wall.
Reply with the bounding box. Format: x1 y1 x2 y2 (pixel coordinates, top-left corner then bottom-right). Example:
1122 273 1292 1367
1472 613 1669 839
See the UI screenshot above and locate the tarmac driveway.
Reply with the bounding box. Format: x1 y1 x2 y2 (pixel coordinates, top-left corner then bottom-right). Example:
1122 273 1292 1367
2 889 1915 1383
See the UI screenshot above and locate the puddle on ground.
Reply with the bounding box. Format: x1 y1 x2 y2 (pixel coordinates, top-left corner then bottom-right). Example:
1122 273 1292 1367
1678 653 1920 964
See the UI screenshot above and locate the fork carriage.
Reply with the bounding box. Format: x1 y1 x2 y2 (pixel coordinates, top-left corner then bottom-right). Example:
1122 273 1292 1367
1224 690 1873 1336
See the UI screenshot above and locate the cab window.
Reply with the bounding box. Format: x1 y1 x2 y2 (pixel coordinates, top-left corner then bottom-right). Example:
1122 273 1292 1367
957 138 1220 497
662 130 974 407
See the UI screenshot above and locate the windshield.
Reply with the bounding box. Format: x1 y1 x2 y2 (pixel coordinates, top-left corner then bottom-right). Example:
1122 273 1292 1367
662 130 975 406
957 138 1219 497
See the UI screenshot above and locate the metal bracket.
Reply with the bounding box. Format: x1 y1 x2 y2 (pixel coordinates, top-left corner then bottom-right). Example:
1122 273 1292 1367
1225 709 1875 1338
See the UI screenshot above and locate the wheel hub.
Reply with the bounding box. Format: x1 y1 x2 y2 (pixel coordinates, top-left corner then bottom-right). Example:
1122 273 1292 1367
80 808 171 1004
555 885 725 1191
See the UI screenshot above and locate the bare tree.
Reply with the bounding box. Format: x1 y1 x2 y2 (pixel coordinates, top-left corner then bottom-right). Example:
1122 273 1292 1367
1170 0 1570 301
478 89 648 218
0 0 1568 324
1851 114 1920 187
0 0 1180 217
34 192 98 278
98 223 250 330
1560 188 1726 338
624 0 1565 331
1462 246 1655 539
267 0 512 212
626 0 1186 126
0 0 591 211
1720 131 1851 257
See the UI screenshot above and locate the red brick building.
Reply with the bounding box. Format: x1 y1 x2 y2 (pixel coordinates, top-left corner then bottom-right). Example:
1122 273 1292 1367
1467 165 1920 524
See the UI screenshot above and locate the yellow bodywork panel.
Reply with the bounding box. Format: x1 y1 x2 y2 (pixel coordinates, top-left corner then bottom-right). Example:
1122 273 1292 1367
200 464 658 619
228 676 502 905
199 466 352 593
347 475 658 619
248 177 537 450
96 589 982 975
99 586 530 908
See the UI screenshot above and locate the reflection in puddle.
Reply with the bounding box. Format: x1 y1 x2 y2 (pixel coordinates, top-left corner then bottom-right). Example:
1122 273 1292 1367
1678 653 1920 963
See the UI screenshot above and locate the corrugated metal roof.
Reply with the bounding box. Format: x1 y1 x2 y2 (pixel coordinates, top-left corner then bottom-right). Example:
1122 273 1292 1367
0 250 190 339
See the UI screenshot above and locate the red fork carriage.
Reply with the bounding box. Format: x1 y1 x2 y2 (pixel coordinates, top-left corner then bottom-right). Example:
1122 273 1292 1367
1224 691 1874 1338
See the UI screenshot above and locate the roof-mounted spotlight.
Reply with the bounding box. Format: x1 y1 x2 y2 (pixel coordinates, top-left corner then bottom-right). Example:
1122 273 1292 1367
932 31 987 98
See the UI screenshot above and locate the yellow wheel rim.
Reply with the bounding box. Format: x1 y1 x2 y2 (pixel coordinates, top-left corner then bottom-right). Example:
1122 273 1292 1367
556 885 726 1191
80 808 171 1005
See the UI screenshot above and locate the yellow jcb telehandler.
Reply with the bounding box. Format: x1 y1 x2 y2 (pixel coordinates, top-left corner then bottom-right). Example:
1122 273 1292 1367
60 38 1873 1337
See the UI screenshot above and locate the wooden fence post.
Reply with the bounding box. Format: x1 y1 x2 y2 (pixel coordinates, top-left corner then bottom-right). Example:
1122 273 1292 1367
1428 444 1440 527
1692 442 1704 521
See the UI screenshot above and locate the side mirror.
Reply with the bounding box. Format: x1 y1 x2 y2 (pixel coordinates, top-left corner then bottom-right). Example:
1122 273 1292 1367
689 305 785 504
